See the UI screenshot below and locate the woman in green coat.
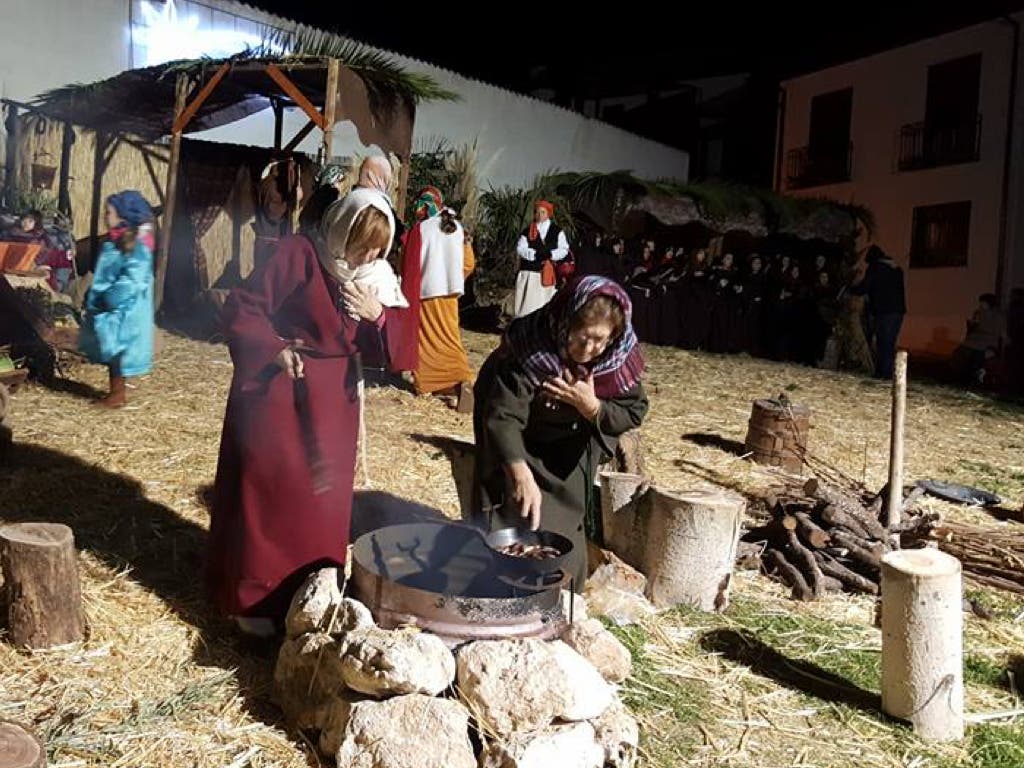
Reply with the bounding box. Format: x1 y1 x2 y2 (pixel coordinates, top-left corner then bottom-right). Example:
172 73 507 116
473 275 649 589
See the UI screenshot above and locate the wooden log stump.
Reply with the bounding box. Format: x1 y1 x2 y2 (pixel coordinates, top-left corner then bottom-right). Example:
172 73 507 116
643 488 745 611
613 429 646 476
0 523 83 648
744 399 811 474
0 719 46 768
881 549 964 741
599 472 648 571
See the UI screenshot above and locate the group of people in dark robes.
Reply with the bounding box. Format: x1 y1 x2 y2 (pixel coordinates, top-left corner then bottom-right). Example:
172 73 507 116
574 230 846 367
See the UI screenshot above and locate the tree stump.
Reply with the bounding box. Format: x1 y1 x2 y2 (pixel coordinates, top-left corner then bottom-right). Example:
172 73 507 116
599 472 647 571
744 399 811 474
880 549 964 741
0 523 84 649
642 488 745 611
0 720 46 768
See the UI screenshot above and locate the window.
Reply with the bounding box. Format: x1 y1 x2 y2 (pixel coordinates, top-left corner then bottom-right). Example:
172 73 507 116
910 201 971 268
787 87 853 188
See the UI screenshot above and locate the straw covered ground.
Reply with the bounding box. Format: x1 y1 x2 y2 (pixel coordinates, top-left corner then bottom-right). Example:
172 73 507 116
2 329 1024 768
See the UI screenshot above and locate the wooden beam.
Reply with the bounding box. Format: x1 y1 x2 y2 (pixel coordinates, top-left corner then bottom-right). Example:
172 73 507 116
155 73 189 313
264 64 326 129
283 119 317 152
273 100 284 151
320 58 340 165
172 62 230 134
394 156 410 221
58 121 75 217
3 103 20 208
886 350 909 529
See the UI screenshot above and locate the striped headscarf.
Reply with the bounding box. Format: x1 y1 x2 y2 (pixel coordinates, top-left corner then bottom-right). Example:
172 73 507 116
414 186 444 221
505 275 645 399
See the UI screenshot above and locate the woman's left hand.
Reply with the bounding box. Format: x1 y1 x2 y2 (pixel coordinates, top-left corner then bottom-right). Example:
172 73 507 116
341 281 383 323
542 370 601 421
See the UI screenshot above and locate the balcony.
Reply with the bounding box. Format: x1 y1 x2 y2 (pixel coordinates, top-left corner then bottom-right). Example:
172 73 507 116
785 143 852 189
897 115 981 171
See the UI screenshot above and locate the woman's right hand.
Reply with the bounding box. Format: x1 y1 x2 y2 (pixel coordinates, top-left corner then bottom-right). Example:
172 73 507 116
506 461 542 530
276 343 304 380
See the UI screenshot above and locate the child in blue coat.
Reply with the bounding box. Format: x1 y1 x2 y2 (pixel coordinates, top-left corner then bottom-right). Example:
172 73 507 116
79 191 155 407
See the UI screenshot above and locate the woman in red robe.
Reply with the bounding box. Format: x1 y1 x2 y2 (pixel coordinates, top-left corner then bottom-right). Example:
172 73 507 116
206 189 408 635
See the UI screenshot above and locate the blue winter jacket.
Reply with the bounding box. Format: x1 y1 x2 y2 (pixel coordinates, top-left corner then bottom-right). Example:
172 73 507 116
79 240 154 376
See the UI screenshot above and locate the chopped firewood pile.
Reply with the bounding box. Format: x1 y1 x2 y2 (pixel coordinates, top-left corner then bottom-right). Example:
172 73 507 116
931 523 1024 596
741 474 939 601
743 469 1024 602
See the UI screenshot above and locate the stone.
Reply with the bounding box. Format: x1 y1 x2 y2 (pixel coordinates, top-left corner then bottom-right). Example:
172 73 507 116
456 639 568 737
340 627 455 698
584 563 656 627
560 618 632 683
547 641 615 722
479 722 604 768
561 589 590 623
329 694 475 768
285 567 374 638
273 632 343 730
591 699 640 768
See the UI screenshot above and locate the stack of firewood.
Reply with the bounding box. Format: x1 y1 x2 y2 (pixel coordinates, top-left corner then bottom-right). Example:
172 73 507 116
740 477 939 601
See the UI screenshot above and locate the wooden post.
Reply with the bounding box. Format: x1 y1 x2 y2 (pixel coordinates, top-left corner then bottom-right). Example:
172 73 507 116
154 72 189 312
881 549 964 741
320 58 340 166
0 720 46 767
643 488 745 611
0 523 83 649
57 121 75 218
394 157 411 222
599 471 647 569
3 102 20 209
273 100 284 151
886 350 908 528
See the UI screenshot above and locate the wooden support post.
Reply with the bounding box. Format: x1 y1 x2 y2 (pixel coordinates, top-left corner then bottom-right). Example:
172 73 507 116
57 121 75 218
171 62 230 135
155 72 189 312
320 58 340 166
887 350 908 529
395 157 411 221
273 100 284 151
3 102 20 208
643 488 745 611
0 523 83 649
0 720 46 767
881 549 964 741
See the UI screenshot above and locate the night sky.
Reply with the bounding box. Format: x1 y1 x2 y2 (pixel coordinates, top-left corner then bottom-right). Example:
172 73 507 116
249 1 1024 95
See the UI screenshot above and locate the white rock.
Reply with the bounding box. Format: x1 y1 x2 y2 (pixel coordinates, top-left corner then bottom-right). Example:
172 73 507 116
548 640 615 721
584 564 656 627
274 632 343 730
456 639 568 736
561 618 633 683
285 567 375 638
561 590 590 623
340 627 455 698
479 722 604 768
332 694 476 768
591 699 640 768
319 693 357 758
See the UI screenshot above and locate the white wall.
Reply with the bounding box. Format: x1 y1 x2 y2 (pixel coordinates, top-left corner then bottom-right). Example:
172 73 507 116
2 0 687 193
779 16 1020 357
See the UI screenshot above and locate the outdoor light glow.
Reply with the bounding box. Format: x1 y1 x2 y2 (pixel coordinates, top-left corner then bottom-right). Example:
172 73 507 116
133 0 268 66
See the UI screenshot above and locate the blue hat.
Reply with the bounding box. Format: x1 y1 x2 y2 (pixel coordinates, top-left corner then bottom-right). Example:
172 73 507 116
108 190 153 227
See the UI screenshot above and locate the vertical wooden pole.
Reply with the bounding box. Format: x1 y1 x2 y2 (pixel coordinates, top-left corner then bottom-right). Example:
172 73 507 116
3 102 20 208
155 72 189 312
320 59 340 166
58 121 75 218
273 100 284 151
886 350 908 529
395 158 411 222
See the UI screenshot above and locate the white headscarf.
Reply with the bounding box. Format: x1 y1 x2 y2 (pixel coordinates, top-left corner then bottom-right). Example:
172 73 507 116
318 188 407 309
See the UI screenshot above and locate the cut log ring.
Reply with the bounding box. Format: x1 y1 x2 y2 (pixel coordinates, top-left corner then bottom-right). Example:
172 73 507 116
599 471 648 571
0 720 46 768
643 488 745 611
0 523 84 649
881 549 964 742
